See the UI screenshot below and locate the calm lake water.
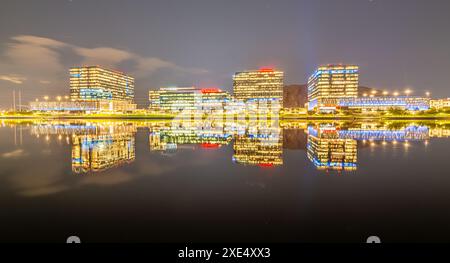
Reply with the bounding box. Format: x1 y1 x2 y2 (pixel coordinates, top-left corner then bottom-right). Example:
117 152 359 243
0 119 450 243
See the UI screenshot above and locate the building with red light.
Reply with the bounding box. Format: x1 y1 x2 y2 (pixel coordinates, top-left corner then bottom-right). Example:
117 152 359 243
232 124 283 166
149 86 231 113
233 68 284 106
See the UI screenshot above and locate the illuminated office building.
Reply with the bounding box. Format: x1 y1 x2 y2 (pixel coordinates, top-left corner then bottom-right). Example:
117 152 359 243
338 96 430 111
233 68 284 106
29 101 99 112
70 66 136 112
72 131 136 173
149 87 231 113
430 98 450 109
307 124 357 171
429 127 450 138
307 65 359 112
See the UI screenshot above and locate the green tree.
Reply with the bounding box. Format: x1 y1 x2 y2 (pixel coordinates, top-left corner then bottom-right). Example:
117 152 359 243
388 107 408 115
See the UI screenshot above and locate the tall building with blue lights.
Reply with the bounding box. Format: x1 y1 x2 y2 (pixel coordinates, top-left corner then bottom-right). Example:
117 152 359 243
338 96 430 111
70 66 135 103
307 65 359 112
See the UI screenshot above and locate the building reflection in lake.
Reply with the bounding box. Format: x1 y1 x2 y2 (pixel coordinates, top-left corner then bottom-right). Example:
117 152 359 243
232 120 283 167
307 124 358 171
149 119 233 152
29 121 137 173
70 124 137 173
305 122 431 171
71 132 136 173
148 118 284 167
20 119 449 172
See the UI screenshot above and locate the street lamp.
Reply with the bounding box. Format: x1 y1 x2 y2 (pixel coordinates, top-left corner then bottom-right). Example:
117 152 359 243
383 91 389 96
56 96 62 101
44 96 49 101
393 91 399 97
425 91 431 97
405 89 412 96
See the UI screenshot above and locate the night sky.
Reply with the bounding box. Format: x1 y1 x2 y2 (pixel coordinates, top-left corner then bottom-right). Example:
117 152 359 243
0 0 449 108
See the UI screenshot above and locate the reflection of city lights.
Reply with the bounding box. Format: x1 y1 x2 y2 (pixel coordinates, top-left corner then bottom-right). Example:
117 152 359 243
45 135 50 141
58 135 62 140
258 163 274 168
424 140 429 146
382 141 387 146
393 140 398 145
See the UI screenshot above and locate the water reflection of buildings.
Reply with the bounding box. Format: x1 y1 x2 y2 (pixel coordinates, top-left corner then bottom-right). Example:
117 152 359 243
148 119 284 167
233 124 283 167
30 122 137 173
338 126 430 141
19 119 450 172
306 123 431 171
72 133 135 173
307 124 358 171
149 120 233 152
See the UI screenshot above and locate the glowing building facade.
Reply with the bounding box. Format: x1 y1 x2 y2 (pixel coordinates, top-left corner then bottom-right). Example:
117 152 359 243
70 66 136 112
430 98 450 109
29 101 99 112
338 96 430 111
307 65 359 111
233 69 284 106
149 87 231 113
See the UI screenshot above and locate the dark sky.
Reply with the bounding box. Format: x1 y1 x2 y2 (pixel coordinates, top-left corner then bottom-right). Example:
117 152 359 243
1 0 450 108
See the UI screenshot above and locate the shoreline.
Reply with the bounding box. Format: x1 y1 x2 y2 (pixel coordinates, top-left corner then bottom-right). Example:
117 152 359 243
1 115 450 120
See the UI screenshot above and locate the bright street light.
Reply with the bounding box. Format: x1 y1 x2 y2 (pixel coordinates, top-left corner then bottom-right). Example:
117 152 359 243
405 89 412 96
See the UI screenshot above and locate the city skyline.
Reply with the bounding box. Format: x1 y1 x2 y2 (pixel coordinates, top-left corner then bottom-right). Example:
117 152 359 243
1 0 450 109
